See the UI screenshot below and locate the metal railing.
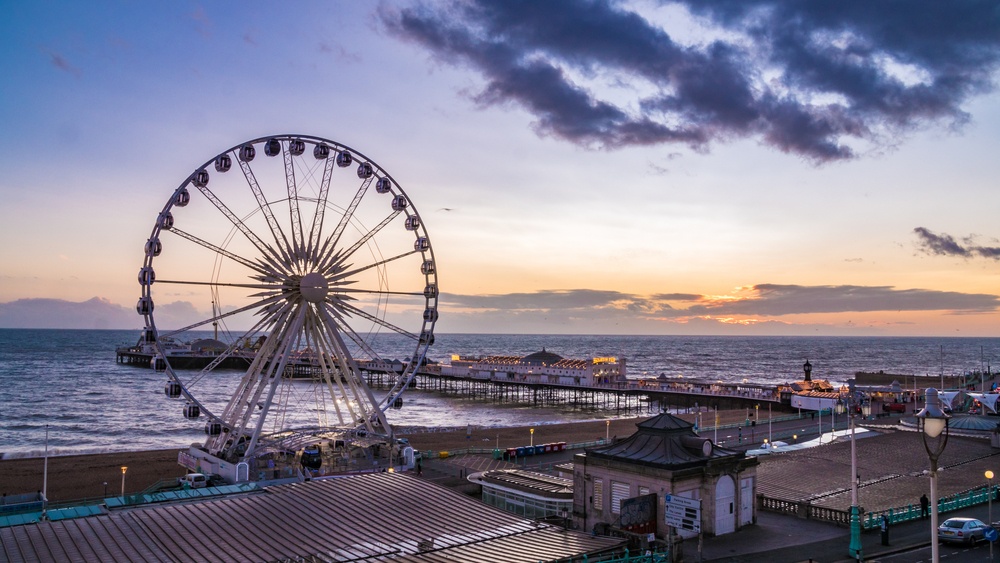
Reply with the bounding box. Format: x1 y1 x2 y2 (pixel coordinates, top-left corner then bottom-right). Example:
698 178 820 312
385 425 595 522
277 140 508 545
758 484 999 530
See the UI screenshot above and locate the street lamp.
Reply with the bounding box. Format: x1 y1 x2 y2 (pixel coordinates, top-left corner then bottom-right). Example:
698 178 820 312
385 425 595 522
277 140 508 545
916 388 950 563
530 428 534 447
120 466 128 497
606 420 610 442
987 470 994 561
102 481 108 498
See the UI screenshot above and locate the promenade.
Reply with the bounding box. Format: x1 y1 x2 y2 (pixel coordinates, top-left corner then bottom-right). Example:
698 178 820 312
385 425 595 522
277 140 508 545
418 415 1000 562
5 412 998 562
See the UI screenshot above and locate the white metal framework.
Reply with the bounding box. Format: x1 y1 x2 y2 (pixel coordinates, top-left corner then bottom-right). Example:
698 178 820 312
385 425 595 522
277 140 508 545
136 135 438 464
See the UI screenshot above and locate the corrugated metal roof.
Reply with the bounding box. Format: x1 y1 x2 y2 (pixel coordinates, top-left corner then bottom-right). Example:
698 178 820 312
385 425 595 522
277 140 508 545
1 473 621 562
477 470 574 498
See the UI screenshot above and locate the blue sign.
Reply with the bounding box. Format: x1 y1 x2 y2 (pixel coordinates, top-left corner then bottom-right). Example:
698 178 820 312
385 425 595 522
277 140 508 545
985 527 998 543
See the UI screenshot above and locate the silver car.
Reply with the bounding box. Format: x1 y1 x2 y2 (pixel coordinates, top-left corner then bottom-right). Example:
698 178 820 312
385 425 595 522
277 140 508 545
938 517 989 545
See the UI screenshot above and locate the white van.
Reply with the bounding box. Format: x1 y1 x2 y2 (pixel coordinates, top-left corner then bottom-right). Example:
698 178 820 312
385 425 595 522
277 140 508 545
179 473 208 489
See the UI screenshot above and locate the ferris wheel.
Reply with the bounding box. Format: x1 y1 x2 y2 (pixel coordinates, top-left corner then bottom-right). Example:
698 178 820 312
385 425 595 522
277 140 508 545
135 134 438 465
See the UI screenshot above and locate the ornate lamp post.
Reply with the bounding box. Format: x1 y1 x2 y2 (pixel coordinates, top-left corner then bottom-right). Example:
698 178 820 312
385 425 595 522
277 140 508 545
916 388 950 563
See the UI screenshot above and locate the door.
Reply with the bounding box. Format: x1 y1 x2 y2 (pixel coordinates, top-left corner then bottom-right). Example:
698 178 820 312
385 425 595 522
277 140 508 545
715 475 736 535
740 477 754 526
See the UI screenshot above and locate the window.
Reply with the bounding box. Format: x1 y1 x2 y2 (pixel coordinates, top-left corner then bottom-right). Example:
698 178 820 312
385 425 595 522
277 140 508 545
611 481 630 515
593 478 604 510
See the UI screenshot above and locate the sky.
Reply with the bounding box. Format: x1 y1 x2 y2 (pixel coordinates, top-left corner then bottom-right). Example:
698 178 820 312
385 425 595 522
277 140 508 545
1 0 999 336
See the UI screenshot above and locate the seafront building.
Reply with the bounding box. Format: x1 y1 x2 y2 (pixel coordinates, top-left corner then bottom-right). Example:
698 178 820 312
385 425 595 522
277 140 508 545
433 349 627 387
573 413 759 540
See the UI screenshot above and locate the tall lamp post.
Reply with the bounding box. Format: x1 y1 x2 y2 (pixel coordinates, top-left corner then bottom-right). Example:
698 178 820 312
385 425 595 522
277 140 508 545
120 466 128 497
848 380 862 561
916 388 950 563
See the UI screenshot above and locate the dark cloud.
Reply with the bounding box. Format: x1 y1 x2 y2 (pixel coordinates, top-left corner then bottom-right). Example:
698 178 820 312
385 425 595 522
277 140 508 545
684 284 999 315
440 283 999 318
381 0 1000 162
914 227 1000 260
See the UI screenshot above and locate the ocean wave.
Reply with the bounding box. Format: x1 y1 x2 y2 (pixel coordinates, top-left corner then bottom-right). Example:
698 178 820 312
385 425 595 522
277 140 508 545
1 442 191 460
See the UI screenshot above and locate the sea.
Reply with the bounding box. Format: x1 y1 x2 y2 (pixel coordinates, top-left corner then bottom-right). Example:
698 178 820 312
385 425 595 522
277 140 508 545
1 329 997 459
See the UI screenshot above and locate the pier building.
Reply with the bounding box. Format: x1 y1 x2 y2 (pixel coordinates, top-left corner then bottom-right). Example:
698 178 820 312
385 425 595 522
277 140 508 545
433 348 627 387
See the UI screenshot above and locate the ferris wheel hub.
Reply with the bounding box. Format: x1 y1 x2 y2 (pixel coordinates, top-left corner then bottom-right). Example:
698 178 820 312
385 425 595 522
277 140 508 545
299 272 329 303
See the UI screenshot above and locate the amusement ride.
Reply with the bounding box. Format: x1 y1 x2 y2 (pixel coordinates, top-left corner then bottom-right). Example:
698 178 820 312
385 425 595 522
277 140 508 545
135 134 437 481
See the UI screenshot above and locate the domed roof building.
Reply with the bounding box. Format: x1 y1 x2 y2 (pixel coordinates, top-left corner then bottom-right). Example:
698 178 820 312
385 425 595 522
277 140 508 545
520 348 563 366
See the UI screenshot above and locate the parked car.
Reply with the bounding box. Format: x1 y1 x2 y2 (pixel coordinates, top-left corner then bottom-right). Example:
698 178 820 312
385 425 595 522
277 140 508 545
178 473 208 489
883 402 906 414
938 517 989 545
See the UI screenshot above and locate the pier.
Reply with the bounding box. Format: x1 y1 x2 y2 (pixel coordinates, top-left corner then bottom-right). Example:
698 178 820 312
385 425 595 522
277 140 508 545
362 366 785 415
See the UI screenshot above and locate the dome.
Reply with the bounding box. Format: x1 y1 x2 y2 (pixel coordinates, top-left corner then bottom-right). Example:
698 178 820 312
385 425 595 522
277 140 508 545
520 348 563 366
947 414 1000 432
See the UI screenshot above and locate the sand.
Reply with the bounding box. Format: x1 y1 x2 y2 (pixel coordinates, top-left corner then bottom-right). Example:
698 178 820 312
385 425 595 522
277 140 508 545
2 410 752 503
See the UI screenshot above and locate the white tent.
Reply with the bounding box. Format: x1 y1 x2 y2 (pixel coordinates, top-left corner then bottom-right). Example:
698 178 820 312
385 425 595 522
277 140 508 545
967 392 1000 414
938 390 966 410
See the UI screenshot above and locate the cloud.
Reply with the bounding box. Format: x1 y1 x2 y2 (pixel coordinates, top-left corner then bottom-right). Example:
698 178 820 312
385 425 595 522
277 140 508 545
381 0 1000 163
684 284 999 315
319 42 363 63
0 297 213 330
914 227 1000 260
440 283 999 320
0 297 135 329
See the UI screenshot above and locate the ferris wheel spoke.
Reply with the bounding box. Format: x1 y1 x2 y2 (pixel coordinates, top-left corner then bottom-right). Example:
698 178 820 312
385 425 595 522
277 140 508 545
323 308 384 362
334 301 418 340
186 316 274 391
169 228 273 277
337 288 426 297
305 311 356 425
306 157 336 264
317 208 401 274
317 305 388 431
158 293 286 339
217 301 299 441
237 156 295 266
282 143 306 260
334 249 421 281
244 305 309 457
156 279 282 291
194 182 291 273
320 177 374 266
307 310 358 423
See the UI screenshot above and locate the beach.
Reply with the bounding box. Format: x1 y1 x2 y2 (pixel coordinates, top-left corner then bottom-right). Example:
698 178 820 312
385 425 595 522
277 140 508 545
1 413 748 503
